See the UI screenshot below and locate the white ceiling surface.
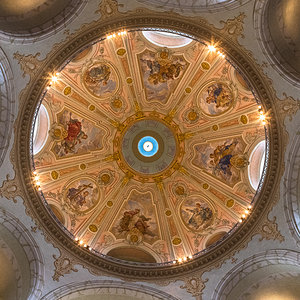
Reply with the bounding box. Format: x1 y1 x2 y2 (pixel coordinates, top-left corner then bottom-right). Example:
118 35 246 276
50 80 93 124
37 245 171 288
0 0 299 299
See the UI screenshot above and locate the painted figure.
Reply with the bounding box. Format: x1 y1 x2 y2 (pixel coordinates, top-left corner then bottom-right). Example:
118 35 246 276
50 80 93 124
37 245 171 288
118 208 154 236
209 141 238 176
186 202 213 230
62 114 88 154
206 84 232 108
84 65 111 86
67 183 93 208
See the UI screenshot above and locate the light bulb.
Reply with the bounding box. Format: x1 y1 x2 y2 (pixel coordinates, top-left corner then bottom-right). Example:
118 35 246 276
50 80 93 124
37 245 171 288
178 258 182 263
183 256 187 261
242 214 246 218
79 240 83 245
245 209 249 214
208 45 216 52
188 255 192 259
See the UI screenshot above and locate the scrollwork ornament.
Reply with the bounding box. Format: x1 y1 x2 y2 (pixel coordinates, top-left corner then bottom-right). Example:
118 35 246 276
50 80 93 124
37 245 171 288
53 250 78 281
257 216 284 243
180 275 208 299
0 174 19 203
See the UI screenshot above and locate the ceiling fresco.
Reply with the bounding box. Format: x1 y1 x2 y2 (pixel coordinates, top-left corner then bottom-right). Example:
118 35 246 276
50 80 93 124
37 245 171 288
32 30 266 263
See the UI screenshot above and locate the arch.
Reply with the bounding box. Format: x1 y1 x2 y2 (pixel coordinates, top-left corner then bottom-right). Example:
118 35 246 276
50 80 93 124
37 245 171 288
41 280 180 300
142 30 193 48
254 0 300 87
0 47 15 168
248 140 266 190
213 249 300 300
284 132 300 244
0 208 44 300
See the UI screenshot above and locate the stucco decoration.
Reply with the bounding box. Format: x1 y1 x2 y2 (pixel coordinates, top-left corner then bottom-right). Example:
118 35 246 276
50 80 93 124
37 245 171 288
11 2 285 283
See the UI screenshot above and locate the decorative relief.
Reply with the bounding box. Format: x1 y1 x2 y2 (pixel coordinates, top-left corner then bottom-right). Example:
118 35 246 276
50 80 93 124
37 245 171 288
257 216 284 243
0 174 19 203
277 93 300 121
219 13 246 43
180 275 208 298
53 251 78 281
13 52 43 79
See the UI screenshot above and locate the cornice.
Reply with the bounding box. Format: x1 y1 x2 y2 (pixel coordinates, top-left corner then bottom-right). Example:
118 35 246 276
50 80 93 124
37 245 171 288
7 1 286 288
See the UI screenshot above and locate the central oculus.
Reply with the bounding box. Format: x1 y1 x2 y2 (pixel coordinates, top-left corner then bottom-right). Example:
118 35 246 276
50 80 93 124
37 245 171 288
138 136 159 157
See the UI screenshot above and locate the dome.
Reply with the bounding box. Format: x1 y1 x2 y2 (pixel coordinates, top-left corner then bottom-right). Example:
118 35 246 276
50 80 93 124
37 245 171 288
31 29 266 264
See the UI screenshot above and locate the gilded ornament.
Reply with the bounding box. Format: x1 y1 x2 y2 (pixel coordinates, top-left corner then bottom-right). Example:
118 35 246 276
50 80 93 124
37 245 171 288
63 86 72 95
226 199 234 208
187 110 199 121
130 234 139 243
172 237 182 245
175 185 185 195
79 164 86 170
240 115 248 124
212 125 219 131
203 183 209 189
51 171 59 180
107 200 113 207
185 87 192 93
201 61 210 70
116 48 126 56
89 224 98 232
165 210 172 216
89 105 96 111
100 173 111 184
111 98 123 109
126 77 133 84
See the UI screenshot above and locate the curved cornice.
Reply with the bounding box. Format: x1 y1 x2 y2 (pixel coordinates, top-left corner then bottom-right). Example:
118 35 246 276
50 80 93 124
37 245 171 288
13 7 283 281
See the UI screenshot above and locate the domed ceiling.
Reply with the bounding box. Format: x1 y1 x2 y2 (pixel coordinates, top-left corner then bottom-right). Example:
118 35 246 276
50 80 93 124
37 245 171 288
32 30 266 263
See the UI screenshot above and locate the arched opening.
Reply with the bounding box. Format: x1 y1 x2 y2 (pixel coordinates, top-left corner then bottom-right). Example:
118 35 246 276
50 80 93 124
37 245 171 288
107 247 156 263
33 104 49 155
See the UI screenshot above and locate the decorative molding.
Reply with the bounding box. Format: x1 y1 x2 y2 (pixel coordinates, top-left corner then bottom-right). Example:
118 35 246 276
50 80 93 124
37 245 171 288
277 93 300 122
53 250 78 281
13 52 43 79
0 174 19 203
257 216 284 243
12 6 284 280
219 12 246 43
180 275 208 299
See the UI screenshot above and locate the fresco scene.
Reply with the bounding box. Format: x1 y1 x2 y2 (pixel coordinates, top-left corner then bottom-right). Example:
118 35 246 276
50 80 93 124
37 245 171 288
199 82 233 116
112 190 159 243
52 109 104 157
83 63 117 98
65 178 99 213
139 49 187 104
181 197 214 232
192 138 246 186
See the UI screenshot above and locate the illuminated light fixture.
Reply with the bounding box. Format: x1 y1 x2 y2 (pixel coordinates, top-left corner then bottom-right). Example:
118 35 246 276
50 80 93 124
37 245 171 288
208 45 216 52
245 209 249 214
239 219 243 223
75 237 79 241
56 72 60 76
248 205 252 209
178 258 183 263
258 105 262 109
242 214 246 218
173 260 177 264
79 240 83 245
183 256 187 261
46 86 50 90
83 244 87 248
259 115 266 121
259 110 264 115
262 120 266 125
33 171 37 175
188 255 192 259
112 33 116 38
38 187 42 191
36 181 41 186
88 247 92 251
34 176 39 181
51 76 58 83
